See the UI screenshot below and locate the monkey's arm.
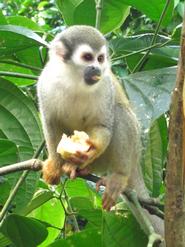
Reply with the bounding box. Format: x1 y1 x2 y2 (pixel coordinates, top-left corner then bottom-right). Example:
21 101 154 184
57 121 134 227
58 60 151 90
64 126 112 169
83 126 112 166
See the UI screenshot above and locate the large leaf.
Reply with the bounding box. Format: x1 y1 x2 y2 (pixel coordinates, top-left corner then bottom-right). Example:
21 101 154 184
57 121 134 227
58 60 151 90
122 66 176 129
110 34 171 55
6 16 44 32
0 233 11 247
102 212 147 247
1 214 48 247
49 228 101 247
0 77 43 211
0 25 48 57
0 139 18 165
143 115 168 197
122 0 174 26
56 0 130 34
15 46 45 69
29 198 65 247
111 34 178 70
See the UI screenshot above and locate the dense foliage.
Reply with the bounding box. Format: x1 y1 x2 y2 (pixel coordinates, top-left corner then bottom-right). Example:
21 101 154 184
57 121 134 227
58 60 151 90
0 0 183 246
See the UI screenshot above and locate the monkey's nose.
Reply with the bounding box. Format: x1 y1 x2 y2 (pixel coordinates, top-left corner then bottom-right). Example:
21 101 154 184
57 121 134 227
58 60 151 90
84 66 101 85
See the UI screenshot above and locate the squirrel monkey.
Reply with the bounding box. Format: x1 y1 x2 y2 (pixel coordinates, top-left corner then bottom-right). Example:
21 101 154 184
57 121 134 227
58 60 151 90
37 25 147 211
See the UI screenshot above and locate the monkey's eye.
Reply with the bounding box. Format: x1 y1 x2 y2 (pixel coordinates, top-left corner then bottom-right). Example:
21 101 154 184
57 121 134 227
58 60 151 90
97 54 105 63
82 53 94 62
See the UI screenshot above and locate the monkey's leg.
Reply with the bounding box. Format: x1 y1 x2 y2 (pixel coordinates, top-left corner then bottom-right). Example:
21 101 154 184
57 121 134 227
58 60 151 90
122 190 165 247
96 173 129 210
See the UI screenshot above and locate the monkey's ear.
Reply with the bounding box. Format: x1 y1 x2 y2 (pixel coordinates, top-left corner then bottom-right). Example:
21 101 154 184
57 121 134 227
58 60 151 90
49 40 69 61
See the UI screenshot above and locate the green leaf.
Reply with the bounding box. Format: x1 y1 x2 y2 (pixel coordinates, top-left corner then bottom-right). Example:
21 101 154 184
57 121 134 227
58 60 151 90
78 208 102 230
56 0 130 33
16 46 45 69
1 214 48 247
0 11 7 25
110 34 170 55
20 189 54 216
29 198 65 247
122 66 176 129
0 77 42 159
143 115 168 197
0 139 18 165
49 229 101 247
100 1 130 34
65 178 101 207
0 60 38 86
122 0 174 26
6 16 44 32
102 212 147 247
111 34 178 70
0 77 43 211
0 25 48 57
0 233 11 247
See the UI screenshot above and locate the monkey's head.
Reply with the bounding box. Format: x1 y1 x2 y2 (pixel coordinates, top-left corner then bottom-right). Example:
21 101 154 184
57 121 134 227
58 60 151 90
49 25 110 86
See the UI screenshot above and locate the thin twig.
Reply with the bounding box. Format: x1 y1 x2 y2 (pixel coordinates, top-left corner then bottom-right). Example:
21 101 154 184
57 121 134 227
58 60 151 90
63 186 80 232
132 0 171 73
0 141 45 225
95 0 103 30
0 71 38 80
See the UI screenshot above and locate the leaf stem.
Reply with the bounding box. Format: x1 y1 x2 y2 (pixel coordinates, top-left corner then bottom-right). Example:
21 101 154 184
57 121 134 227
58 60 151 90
0 71 38 80
0 60 42 72
111 40 171 61
132 0 171 73
95 0 103 30
0 141 45 226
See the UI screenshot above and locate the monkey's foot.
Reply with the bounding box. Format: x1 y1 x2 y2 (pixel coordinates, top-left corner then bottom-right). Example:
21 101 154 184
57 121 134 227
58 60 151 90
96 174 128 211
42 159 63 185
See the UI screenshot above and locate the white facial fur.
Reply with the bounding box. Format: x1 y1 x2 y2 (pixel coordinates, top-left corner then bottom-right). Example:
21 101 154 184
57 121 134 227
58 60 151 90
71 43 110 73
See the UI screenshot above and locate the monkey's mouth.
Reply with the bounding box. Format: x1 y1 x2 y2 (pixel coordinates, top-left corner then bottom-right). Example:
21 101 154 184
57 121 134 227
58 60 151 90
84 66 101 85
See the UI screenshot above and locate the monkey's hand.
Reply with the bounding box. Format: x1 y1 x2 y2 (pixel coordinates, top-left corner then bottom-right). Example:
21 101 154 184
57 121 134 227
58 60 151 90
96 173 128 211
61 162 91 179
57 131 97 168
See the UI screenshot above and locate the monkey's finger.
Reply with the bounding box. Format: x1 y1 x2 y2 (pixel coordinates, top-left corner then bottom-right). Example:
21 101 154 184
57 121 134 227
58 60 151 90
75 151 88 160
76 167 90 176
70 168 77 179
96 178 106 192
67 156 84 164
86 140 96 150
102 193 115 211
62 163 76 173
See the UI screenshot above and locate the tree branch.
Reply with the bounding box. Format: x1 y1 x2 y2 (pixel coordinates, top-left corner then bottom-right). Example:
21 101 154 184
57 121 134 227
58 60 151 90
164 2 185 246
0 158 163 211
